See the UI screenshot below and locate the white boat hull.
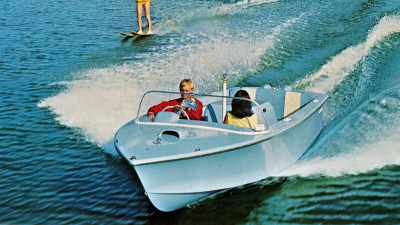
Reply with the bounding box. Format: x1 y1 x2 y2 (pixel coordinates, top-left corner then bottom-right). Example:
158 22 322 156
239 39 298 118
114 87 327 211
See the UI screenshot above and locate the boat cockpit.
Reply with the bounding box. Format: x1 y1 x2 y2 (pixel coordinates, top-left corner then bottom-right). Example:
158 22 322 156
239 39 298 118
134 86 318 133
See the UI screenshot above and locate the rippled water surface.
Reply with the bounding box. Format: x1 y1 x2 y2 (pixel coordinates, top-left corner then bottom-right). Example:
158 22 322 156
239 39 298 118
1 0 400 224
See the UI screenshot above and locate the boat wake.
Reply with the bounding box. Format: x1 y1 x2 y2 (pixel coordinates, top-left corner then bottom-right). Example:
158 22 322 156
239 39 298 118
294 15 400 94
235 0 279 7
278 86 400 177
154 0 280 35
38 14 300 153
37 67 144 147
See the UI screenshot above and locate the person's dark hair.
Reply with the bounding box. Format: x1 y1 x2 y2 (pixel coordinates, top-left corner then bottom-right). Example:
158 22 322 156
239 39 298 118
230 90 254 118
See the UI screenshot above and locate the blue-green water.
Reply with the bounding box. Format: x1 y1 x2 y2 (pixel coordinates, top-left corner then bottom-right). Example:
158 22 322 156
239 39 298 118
1 0 400 224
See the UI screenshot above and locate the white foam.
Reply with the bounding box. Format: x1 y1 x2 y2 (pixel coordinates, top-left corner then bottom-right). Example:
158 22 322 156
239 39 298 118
277 89 400 177
38 15 302 152
154 4 240 36
236 0 279 7
278 135 400 177
38 67 144 146
295 15 400 94
154 0 281 35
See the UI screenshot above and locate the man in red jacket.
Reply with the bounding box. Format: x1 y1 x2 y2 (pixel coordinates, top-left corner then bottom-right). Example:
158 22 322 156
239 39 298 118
147 79 203 120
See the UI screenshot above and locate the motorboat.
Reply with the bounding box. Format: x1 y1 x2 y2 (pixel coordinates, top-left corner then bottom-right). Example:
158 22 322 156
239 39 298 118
114 85 328 212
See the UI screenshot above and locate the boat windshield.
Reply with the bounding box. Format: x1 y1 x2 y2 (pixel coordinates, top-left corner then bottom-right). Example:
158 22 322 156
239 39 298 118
135 91 268 131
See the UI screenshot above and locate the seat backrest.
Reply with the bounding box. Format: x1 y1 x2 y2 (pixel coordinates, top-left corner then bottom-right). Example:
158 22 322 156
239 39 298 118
203 104 219 123
203 102 232 123
229 87 257 100
254 102 277 126
284 91 302 117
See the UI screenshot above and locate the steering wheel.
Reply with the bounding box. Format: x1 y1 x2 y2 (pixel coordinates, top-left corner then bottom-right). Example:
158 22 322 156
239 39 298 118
161 105 190 120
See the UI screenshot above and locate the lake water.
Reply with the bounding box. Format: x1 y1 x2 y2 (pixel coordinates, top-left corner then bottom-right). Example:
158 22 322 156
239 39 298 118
1 0 400 224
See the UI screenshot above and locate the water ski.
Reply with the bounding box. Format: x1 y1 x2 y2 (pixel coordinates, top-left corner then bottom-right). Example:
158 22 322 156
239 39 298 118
120 32 135 37
130 30 153 36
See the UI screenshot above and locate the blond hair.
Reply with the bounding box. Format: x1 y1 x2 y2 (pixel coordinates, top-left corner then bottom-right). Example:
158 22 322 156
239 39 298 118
180 78 194 90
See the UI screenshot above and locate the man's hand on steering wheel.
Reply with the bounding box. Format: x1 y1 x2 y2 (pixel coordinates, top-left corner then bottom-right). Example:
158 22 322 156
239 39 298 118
173 105 182 112
147 111 155 119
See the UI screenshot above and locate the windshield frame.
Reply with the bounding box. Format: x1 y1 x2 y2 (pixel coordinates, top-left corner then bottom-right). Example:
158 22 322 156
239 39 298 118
135 90 268 131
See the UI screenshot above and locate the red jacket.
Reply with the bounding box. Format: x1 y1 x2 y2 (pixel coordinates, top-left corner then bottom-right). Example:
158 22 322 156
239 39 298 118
148 98 203 120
